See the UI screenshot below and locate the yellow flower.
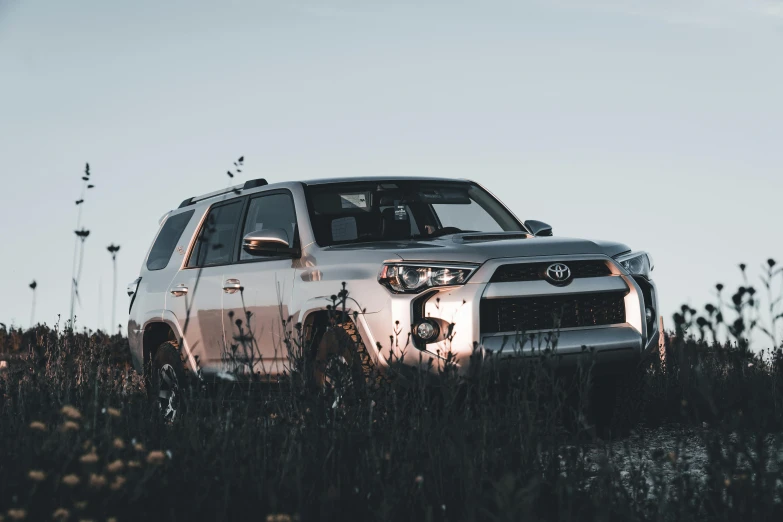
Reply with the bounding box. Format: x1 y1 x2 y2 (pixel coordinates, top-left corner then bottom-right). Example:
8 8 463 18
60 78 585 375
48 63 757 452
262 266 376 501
110 475 126 491
133 442 144 452
7 509 26 520
27 470 46 482
80 452 99 464
106 407 121 418
266 515 292 522
62 421 80 432
146 451 165 465
52 508 70 520
60 405 82 420
28 421 46 431
61 474 80 487
127 460 142 469
88 473 107 489
106 460 124 474
112 438 125 450
725 478 731 487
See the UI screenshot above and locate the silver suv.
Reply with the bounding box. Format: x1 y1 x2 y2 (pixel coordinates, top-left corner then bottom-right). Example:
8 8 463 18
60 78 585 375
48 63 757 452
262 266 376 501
128 177 660 413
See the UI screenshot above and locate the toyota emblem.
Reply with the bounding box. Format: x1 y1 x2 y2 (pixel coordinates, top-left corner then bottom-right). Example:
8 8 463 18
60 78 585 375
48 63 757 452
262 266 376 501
545 263 572 285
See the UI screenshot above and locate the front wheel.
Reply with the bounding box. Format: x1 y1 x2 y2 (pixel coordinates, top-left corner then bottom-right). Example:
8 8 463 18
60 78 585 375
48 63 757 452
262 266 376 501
148 341 188 422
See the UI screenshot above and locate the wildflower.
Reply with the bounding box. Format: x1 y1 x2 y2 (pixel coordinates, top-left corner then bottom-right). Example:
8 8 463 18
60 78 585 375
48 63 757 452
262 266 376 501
7 509 26 520
80 453 98 464
106 460 124 474
29 421 46 431
52 508 70 520
725 478 731 487
60 405 82 420
27 470 46 482
61 474 80 487
110 476 126 491
112 438 125 450
107 518 118 522
61 421 80 432
127 460 142 469
748 363 754 368
266 515 292 522
106 407 121 418
133 442 144 452
146 451 165 465
414 475 424 484
88 473 107 489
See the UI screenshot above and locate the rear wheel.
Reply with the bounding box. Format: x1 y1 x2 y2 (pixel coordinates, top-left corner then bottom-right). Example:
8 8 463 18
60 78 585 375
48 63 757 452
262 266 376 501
148 341 188 422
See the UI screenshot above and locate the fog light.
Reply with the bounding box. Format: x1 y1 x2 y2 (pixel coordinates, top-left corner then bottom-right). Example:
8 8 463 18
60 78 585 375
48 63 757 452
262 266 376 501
414 320 440 343
645 307 654 324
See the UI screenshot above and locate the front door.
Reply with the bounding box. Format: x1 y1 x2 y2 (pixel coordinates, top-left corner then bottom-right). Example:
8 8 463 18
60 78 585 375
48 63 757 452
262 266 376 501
221 191 298 378
167 198 245 374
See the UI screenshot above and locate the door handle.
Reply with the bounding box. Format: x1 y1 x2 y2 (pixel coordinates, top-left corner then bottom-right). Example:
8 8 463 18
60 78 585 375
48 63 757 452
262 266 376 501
223 279 242 294
170 284 188 297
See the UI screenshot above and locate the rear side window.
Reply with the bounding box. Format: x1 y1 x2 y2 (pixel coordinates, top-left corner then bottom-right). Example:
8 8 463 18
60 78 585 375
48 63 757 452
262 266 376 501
188 200 244 267
146 210 195 271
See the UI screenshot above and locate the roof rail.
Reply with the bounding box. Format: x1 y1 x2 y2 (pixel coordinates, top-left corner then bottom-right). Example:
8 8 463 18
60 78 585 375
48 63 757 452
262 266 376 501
176 178 269 209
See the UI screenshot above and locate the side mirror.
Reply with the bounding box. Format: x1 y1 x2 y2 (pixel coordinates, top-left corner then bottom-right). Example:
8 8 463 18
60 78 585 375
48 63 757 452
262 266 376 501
524 219 553 237
242 229 298 256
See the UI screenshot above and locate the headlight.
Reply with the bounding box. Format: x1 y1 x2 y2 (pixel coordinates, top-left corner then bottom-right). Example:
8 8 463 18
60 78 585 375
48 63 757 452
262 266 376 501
615 251 653 278
378 263 478 293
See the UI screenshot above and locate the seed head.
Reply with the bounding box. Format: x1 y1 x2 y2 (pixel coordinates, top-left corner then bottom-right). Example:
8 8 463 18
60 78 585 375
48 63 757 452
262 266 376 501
61 474 80 487
146 450 166 465
106 460 124 474
28 421 46 431
62 421 80 432
27 470 46 482
88 473 107 489
79 453 98 465
60 405 82 420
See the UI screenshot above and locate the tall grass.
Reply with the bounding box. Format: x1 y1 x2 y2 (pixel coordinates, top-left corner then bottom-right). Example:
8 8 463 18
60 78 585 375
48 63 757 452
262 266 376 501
1 264 783 521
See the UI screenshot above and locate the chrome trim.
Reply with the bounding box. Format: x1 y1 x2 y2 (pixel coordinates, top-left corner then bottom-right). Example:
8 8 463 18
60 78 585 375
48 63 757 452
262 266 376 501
482 276 629 299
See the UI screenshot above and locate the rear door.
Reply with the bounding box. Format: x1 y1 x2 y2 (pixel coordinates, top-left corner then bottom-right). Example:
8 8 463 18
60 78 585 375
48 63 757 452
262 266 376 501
221 190 298 378
167 198 245 373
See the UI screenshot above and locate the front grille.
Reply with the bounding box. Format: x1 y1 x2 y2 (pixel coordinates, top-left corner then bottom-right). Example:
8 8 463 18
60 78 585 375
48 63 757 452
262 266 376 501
480 291 627 334
490 260 611 283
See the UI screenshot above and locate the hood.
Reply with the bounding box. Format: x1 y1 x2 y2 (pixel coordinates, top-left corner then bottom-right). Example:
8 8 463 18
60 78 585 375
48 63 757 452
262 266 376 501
324 233 631 264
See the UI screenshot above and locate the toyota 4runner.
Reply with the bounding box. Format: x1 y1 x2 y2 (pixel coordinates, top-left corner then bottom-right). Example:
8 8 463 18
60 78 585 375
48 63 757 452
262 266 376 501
127 177 660 414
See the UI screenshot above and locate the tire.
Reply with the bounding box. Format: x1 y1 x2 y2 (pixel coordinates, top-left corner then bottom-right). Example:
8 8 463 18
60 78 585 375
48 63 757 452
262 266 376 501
148 341 189 422
312 322 385 397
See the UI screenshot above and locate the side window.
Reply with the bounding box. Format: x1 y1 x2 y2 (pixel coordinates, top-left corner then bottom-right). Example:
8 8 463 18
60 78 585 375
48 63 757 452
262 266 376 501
240 192 298 260
188 200 243 267
146 210 195 271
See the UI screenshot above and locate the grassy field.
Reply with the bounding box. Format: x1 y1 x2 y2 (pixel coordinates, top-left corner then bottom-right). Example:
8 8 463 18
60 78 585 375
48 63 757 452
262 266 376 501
1 321 782 522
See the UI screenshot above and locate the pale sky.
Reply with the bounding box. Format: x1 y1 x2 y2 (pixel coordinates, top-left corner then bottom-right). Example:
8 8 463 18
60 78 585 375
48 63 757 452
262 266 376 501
1 0 782 343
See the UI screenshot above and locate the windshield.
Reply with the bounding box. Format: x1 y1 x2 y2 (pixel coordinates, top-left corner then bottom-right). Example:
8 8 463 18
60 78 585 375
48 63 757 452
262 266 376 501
304 180 524 246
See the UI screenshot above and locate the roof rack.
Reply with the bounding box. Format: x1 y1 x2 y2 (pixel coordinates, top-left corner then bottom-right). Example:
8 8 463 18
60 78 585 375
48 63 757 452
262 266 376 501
177 178 269 208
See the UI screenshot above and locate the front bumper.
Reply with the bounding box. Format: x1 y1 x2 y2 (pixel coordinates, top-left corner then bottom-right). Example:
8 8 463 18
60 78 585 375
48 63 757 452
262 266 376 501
358 254 661 376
